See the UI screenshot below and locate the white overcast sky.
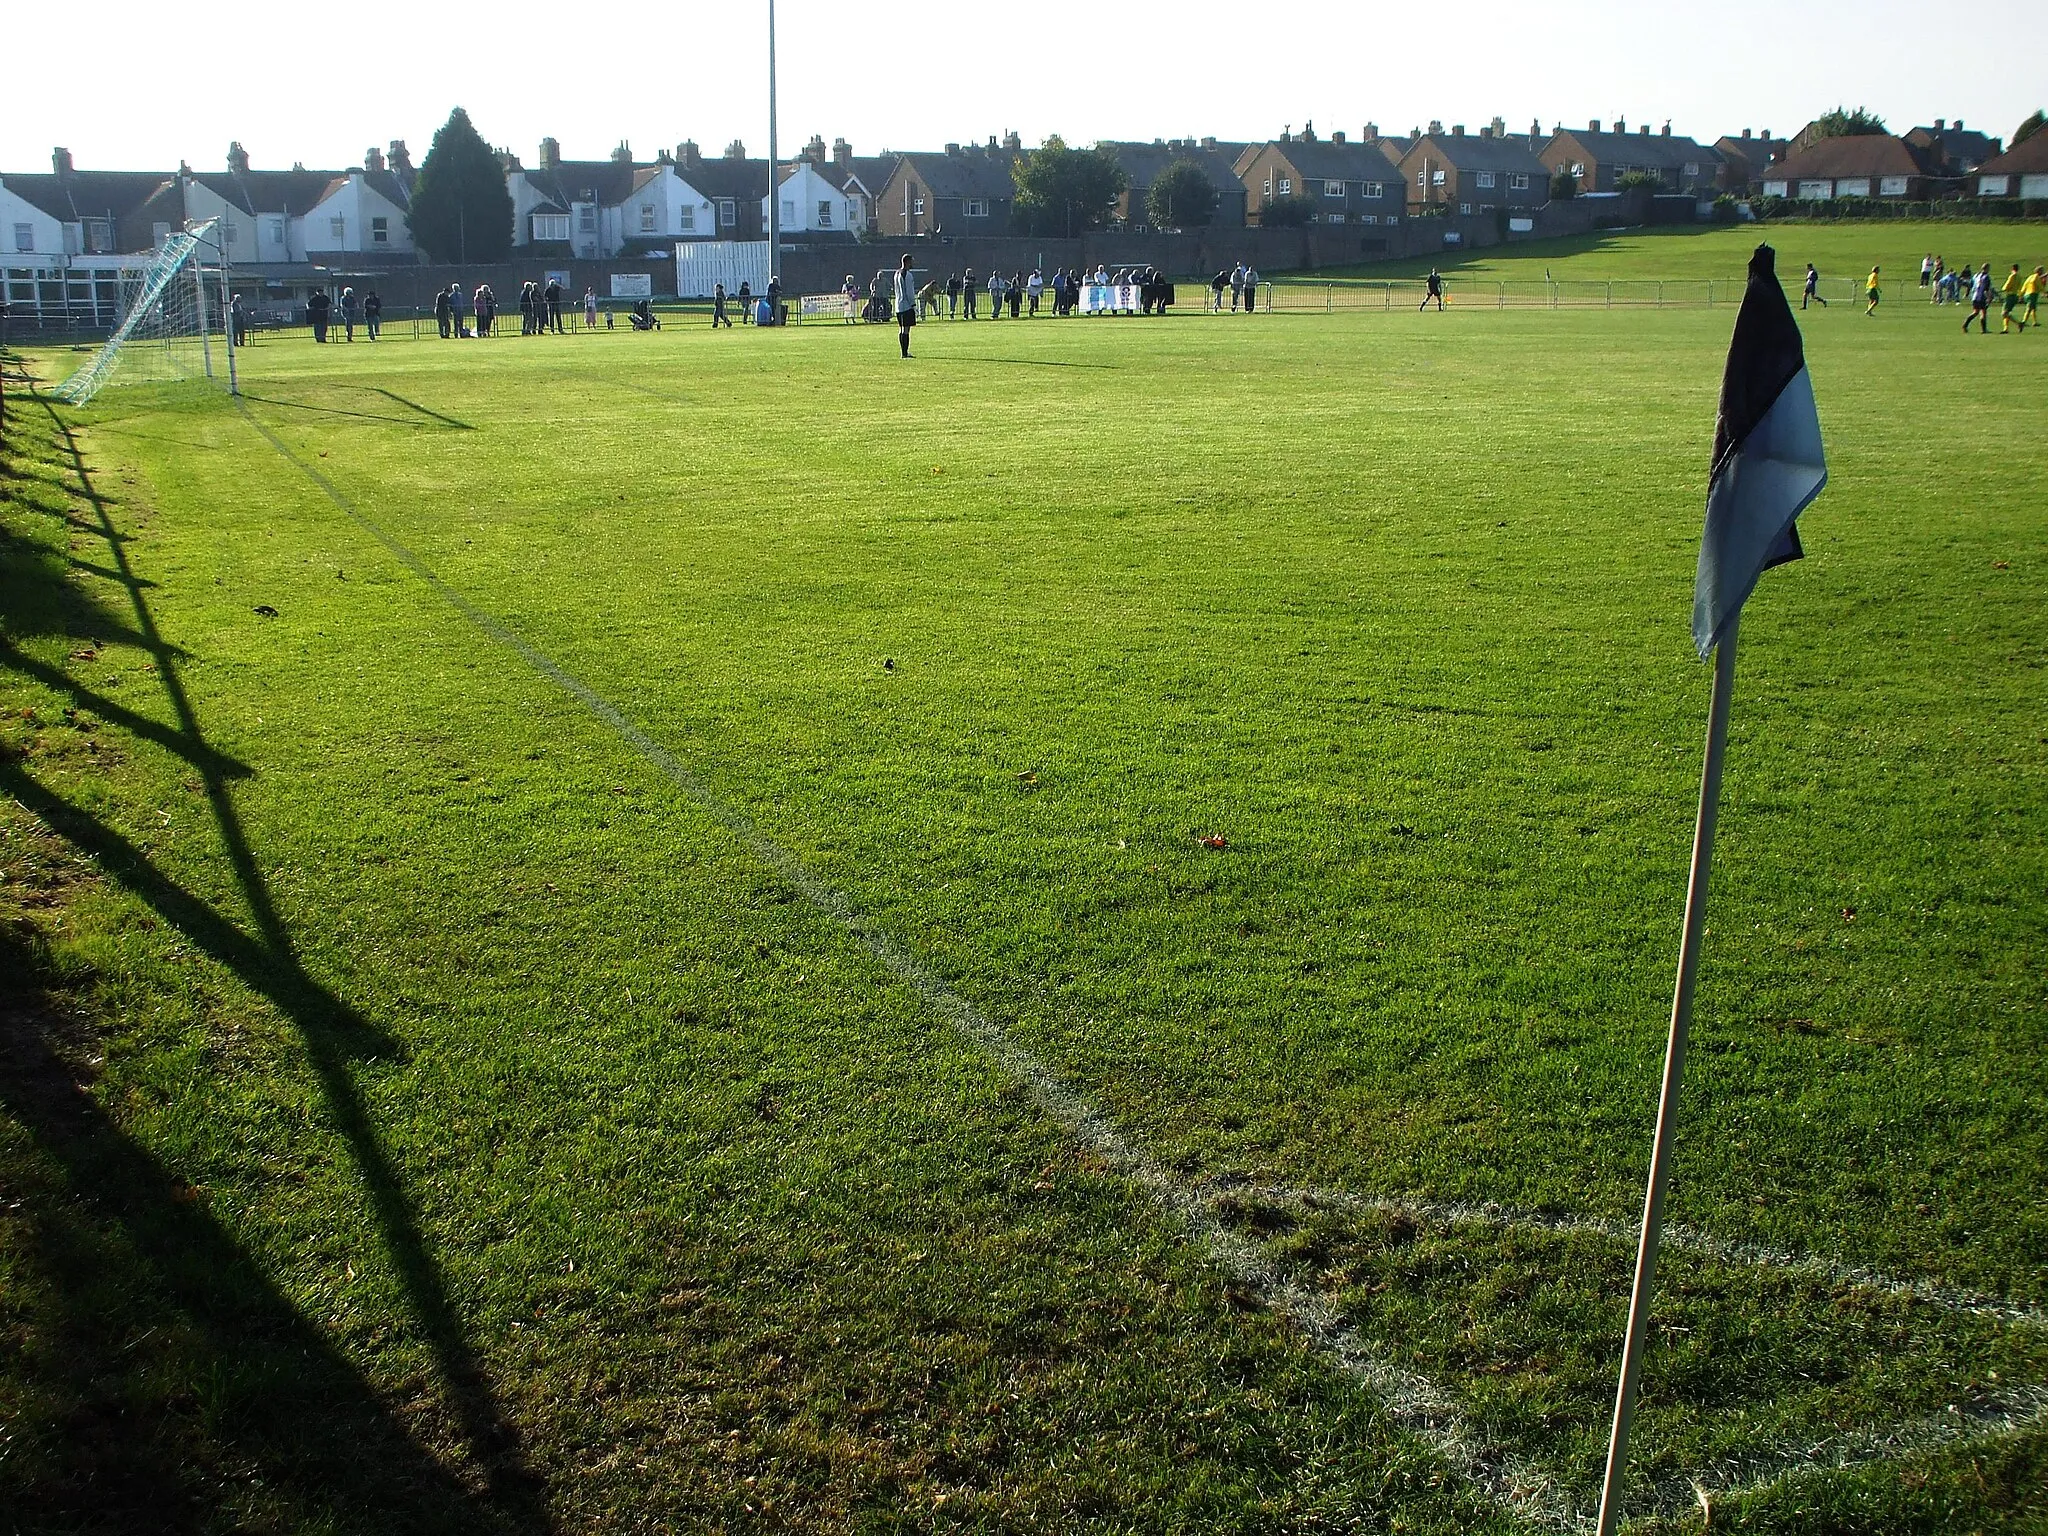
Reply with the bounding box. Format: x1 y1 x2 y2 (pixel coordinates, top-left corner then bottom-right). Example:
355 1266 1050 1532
7 0 2036 174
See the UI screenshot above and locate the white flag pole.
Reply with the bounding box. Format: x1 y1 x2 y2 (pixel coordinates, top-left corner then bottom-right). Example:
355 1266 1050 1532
1594 609 1741 1536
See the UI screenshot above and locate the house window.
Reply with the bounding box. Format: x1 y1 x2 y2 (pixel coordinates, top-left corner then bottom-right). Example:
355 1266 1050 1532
1835 178 1870 198
1386 214 1398 224
579 206 597 232
1363 182 1385 198
1360 214 1377 225
532 214 570 241
1325 180 1345 197
268 216 285 244
781 198 795 222
718 199 736 226
82 217 112 252
1277 177 1292 195
679 205 696 231
1476 171 1495 188
817 200 832 227
1509 173 1529 190
1416 170 1427 187
1323 212 1345 223
1880 175 1908 196
912 196 925 216
1459 202 1472 214
963 198 988 218
329 216 345 238
1262 178 1272 196
1432 170 1446 186
12 223 31 253
1683 161 1700 177
641 203 657 231
222 219 239 243
370 216 386 244
1979 174 2010 196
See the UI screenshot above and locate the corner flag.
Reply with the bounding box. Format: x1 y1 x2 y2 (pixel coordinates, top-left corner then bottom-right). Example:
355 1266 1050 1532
1693 244 1826 658
1595 242 1826 1536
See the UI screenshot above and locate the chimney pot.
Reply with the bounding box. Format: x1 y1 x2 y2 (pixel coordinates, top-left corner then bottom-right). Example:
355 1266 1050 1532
52 146 74 175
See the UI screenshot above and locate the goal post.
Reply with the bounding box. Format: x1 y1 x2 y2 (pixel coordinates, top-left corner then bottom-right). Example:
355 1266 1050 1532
52 219 234 406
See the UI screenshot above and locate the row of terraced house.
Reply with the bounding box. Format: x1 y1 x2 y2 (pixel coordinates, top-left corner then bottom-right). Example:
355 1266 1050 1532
4 114 2041 322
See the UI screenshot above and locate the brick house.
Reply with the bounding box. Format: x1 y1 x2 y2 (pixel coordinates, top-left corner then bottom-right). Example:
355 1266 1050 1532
875 142 1019 237
1974 133 2048 200
1102 139 1248 229
1711 129 1789 193
1905 118 2003 176
1757 136 1938 201
1539 120 1723 196
1396 126 1550 214
1237 133 1406 227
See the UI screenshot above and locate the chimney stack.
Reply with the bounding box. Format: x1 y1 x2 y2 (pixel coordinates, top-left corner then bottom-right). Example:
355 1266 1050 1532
1364 122 1379 141
1491 115 1506 138
803 133 826 164
52 146 74 175
1201 135 1218 149
945 141 962 156
1589 120 1602 133
678 140 702 168
1615 118 1627 134
1003 129 1021 151
540 136 561 170
1452 123 1466 137
364 145 385 173
389 140 413 177
1741 128 1752 139
833 136 852 166
1953 118 1964 129
1330 130 1346 143
611 140 632 165
227 141 250 174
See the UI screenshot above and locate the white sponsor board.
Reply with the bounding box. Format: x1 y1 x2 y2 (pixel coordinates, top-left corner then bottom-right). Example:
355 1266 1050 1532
1080 282 1142 314
673 240 772 299
799 293 857 321
610 273 653 299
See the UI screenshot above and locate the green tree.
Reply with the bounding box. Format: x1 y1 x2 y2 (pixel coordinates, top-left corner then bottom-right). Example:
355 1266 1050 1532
2015 109 2046 146
1012 136 1126 238
407 107 514 263
1255 194 1316 228
1811 106 1888 138
1146 160 1217 228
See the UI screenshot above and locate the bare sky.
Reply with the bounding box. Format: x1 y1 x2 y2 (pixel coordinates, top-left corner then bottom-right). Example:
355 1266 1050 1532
7 0 2036 175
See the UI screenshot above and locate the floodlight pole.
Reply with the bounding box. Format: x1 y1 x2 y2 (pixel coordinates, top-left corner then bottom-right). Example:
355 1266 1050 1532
1593 612 1741 1536
767 0 780 290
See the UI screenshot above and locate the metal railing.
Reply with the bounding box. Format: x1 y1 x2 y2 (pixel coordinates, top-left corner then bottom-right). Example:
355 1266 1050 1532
1261 275 1887 310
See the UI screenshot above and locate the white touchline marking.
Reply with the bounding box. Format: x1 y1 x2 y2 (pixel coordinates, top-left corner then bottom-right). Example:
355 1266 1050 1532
238 404 2045 1532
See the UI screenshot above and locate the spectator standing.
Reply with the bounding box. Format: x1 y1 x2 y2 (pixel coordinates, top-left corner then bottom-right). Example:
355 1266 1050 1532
340 286 357 341
892 253 918 358
713 282 732 327
433 285 452 338
363 289 381 339
1211 270 1229 311
1241 265 1259 313
946 271 961 316
963 267 979 318
1421 268 1444 311
737 279 753 323
1008 274 1023 319
545 277 564 333
309 288 331 342
1230 263 1245 311
475 283 495 337
584 288 598 328
1027 268 1044 316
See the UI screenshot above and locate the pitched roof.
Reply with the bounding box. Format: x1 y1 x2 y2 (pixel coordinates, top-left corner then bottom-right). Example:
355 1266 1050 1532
1369 135 1411 163
1906 125 2002 170
1974 132 2048 176
677 156 772 201
1549 128 1722 171
1 170 174 223
1404 133 1549 173
192 167 350 215
1761 134 1931 180
894 150 1019 201
525 158 640 208
1257 139 1416 181
1102 142 1247 193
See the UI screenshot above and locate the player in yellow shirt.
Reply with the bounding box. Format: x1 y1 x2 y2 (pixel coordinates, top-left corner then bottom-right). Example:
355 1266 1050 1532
2000 264 2024 332
2023 267 2042 331
1865 265 1881 315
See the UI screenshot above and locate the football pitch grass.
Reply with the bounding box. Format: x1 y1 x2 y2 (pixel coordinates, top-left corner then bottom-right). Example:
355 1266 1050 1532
2 227 2044 1533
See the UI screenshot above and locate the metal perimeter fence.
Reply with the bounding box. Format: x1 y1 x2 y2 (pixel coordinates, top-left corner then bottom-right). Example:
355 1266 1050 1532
1259 274 1909 311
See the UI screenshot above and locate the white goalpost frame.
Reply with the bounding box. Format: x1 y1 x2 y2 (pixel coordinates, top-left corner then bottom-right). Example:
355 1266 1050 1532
52 219 232 406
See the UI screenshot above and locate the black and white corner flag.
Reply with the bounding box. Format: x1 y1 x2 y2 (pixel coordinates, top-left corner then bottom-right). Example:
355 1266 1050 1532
1693 244 1826 658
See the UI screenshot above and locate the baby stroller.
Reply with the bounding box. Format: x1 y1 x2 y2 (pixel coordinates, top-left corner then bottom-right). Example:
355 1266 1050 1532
629 298 661 331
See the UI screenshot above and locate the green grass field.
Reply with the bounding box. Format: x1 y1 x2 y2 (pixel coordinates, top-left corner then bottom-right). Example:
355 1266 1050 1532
3 222 2044 1534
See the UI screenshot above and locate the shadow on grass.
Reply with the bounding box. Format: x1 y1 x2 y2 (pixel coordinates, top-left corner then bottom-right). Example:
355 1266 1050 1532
238 386 473 432
1 382 552 1529
0 923 519 1535
924 355 1124 370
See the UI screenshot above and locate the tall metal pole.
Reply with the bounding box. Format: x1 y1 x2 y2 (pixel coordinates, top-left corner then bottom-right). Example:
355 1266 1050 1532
1593 612 1741 1536
219 233 238 397
194 234 214 380
767 0 780 290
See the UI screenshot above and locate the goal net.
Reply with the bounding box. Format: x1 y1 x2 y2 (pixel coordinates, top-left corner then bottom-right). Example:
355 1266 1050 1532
52 220 231 406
